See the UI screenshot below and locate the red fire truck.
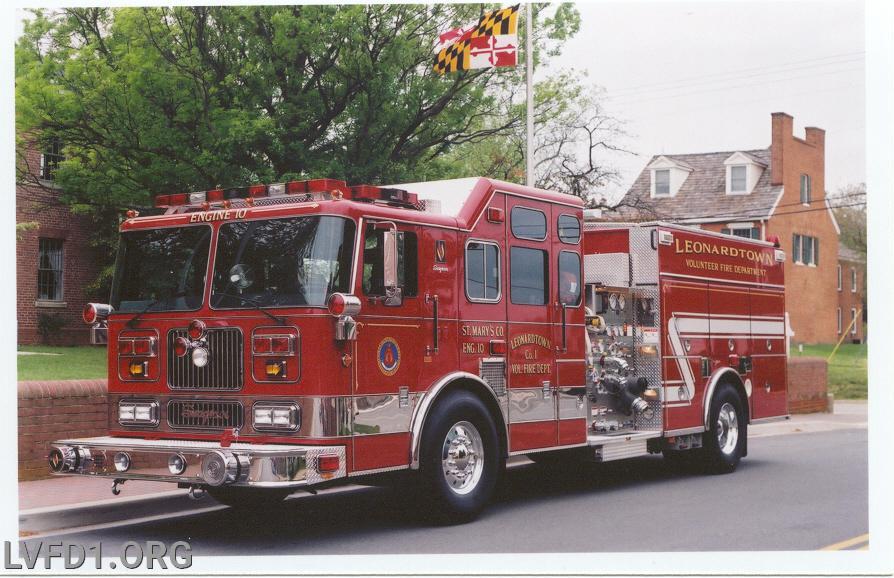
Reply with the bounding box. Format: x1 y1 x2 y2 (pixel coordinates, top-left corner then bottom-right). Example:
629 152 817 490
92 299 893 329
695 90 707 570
49 177 788 522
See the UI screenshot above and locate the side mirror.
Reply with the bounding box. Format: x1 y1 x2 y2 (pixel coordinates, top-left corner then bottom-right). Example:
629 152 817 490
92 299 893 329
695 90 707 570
381 228 403 307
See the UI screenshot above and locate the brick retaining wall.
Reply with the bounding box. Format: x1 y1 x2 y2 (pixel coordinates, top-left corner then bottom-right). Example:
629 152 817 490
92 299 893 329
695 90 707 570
786 357 830 414
18 380 108 481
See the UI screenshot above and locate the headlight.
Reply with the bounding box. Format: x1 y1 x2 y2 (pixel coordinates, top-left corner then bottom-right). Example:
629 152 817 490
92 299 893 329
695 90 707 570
192 346 209 368
118 400 159 426
114 452 131 472
168 453 187 475
253 403 300 431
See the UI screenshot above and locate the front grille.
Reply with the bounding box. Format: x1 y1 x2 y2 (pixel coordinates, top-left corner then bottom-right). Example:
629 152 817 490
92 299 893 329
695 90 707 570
167 399 244 430
480 360 507 397
168 328 243 390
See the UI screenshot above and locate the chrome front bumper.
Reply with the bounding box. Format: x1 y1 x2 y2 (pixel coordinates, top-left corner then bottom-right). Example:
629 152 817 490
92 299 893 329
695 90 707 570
48 436 346 488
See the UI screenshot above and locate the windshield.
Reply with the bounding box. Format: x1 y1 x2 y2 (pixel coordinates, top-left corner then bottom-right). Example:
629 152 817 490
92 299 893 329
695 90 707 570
111 225 212 312
211 216 355 309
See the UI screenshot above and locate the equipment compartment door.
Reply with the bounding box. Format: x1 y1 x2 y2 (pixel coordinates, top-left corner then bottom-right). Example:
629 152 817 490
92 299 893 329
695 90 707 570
707 283 754 418
661 279 711 431
505 196 557 451
749 288 788 418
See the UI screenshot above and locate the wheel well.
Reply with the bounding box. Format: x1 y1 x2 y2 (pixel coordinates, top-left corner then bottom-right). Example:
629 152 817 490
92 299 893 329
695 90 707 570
418 378 508 462
704 368 750 428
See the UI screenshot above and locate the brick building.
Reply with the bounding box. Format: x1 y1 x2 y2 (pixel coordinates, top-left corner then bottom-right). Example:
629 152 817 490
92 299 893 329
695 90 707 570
837 244 865 343
612 112 843 344
16 137 102 345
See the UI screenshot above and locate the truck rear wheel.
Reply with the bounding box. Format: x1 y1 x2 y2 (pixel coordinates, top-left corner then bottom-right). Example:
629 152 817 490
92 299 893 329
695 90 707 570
419 390 500 524
701 382 747 474
207 487 292 510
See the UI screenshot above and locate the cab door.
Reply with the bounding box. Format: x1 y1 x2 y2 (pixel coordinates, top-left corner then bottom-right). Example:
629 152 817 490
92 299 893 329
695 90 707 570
351 220 423 472
505 197 557 451
553 208 587 446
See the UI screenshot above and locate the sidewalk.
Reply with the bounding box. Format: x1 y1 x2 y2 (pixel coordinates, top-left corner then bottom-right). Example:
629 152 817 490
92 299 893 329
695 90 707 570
19 401 867 513
750 399 867 438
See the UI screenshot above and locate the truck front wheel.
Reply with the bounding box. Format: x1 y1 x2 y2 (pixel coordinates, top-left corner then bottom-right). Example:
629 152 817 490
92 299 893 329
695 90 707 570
419 390 500 524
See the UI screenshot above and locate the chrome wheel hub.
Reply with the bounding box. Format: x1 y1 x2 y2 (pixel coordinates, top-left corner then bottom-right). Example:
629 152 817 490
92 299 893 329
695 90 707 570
441 421 484 495
716 402 739 456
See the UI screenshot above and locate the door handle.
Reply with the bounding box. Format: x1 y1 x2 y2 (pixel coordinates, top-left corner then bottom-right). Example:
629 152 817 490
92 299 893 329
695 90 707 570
561 303 568 352
426 293 439 353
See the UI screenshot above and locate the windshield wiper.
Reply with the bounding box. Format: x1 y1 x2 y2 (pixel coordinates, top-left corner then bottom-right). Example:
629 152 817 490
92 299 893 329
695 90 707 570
126 291 188 328
212 292 286 325
126 298 162 329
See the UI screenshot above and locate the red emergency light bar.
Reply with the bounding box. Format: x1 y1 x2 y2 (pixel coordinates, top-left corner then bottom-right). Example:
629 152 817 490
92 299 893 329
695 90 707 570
154 179 419 210
351 185 418 207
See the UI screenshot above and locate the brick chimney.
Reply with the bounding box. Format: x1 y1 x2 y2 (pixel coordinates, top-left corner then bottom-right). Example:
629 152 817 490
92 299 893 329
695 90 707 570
805 126 825 150
770 112 793 186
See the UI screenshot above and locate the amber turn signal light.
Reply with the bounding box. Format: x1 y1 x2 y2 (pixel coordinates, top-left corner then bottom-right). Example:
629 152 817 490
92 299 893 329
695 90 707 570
265 360 286 378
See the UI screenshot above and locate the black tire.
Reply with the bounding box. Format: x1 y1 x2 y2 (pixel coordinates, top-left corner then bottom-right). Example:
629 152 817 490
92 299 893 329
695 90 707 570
206 487 292 510
701 382 747 474
418 390 500 524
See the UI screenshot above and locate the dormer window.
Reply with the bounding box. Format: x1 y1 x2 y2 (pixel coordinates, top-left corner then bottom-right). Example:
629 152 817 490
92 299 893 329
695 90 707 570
654 170 670 197
723 152 766 195
730 166 747 193
647 156 692 198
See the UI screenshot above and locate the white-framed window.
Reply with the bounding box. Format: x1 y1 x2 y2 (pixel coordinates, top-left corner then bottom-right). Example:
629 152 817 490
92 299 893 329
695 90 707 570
851 267 857 293
654 169 670 197
40 137 64 182
792 234 818 266
837 265 842 291
851 308 858 335
730 165 747 193
800 174 812 204
721 225 761 240
837 308 842 335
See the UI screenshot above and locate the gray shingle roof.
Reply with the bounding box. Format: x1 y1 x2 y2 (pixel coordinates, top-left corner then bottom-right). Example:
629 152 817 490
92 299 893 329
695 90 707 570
610 148 783 222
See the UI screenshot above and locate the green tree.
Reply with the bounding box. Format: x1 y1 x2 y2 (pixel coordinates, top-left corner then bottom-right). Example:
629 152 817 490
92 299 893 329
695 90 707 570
17 5 580 201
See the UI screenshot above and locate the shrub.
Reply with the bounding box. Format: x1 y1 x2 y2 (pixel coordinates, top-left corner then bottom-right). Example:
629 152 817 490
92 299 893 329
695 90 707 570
37 312 67 345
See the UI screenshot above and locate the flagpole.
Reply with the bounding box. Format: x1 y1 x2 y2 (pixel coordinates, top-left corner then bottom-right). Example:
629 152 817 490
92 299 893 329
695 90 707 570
525 2 534 187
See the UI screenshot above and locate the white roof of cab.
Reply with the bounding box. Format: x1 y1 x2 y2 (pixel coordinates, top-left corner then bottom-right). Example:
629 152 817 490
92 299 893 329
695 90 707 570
386 177 482 218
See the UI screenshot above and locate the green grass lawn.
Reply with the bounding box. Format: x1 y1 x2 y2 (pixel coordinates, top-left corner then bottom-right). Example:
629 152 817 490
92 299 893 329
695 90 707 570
17 345 107 381
795 342 867 399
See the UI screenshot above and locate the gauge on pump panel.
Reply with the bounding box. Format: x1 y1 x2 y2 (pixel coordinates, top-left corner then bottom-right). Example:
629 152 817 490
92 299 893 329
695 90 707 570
618 295 626 310
608 293 618 311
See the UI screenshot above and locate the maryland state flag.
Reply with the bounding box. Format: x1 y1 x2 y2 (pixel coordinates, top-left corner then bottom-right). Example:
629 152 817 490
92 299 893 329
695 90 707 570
434 5 520 74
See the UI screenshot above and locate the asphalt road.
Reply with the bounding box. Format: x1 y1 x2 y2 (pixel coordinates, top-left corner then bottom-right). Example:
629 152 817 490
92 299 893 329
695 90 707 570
20 427 867 555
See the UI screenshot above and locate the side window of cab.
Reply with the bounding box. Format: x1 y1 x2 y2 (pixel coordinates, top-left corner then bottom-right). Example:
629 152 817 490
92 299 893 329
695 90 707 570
362 225 418 297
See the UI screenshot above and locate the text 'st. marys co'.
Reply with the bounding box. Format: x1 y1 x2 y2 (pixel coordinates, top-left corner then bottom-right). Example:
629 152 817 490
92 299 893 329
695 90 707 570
52 177 788 522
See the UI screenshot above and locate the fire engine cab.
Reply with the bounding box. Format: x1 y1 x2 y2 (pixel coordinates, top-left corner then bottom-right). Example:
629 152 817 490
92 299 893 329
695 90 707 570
50 177 789 522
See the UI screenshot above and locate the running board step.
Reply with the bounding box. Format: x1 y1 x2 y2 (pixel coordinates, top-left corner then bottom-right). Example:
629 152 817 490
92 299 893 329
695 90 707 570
587 431 662 462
